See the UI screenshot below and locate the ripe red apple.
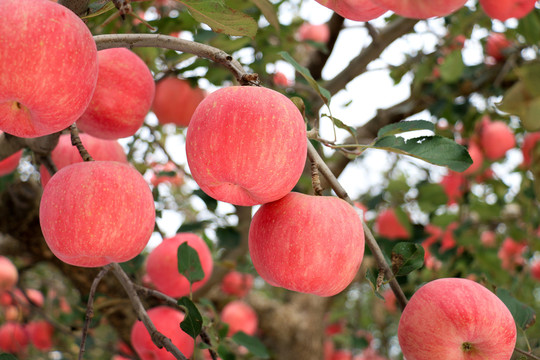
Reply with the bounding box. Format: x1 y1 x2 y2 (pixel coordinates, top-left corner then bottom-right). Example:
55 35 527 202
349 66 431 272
4 305 19 322
130 306 194 360
146 233 213 297
462 142 483 175
152 77 206 127
314 0 387 22
398 278 516 360
486 33 513 62
374 208 409 240
382 288 397 313
77 48 155 139
273 72 291 87
249 192 365 297
221 300 258 336
498 237 526 271
0 322 28 353
481 230 496 247
480 119 516 160
480 0 537 21
0 256 17 292
221 271 254 297
150 161 184 187
40 133 127 187
521 132 540 168
370 0 467 19
330 350 353 360
531 259 540 281
26 320 54 351
297 23 331 43
39 161 155 267
440 171 466 205
0 0 98 138
354 348 389 360
186 86 307 206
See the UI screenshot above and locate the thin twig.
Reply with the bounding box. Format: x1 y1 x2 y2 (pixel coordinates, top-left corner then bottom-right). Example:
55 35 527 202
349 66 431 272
514 348 540 360
78 264 112 360
310 160 323 195
37 154 58 177
69 124 94 161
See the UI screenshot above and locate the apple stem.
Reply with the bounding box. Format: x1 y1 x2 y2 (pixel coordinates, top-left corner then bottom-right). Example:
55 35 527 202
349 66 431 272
310 160 323 196
69 124 94 162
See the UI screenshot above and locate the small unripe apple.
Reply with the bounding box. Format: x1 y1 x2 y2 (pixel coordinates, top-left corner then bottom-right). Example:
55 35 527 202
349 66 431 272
152 77 206 127
479 0 537 21
0 0 98 138
146 233 213 298
398 278 516 360
486 33 513 62
221 271 254 297
480 120 516 160
221 300 258 336
315 0 387 22
130 306 194 359
0 322 28 353
39 161 155 267
297 23 331 43
0 256 18 292
371 0 467 19
26 320 54 351
249 192 365 297
375 208 409 240
186 86 307 206
77 48 155 139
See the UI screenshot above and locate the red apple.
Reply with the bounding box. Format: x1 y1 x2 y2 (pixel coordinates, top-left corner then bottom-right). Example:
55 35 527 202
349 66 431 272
273 72 291 87
150 161 184 187
0 256 17 292
249 192 365 297
221 271 254 297
462 142 483 175
0 322 28 353
221 300 258 336
354 348 389 360
398 278 516 360
40 133 128 187
297 23 331 43
486 33 513 62
375 208 409 240
152 77 206 127
77 48 155 139
480 119 516 160
130 306 194 360
15 288 45 309
481 230 496 247
521 132 540 168
4 305 19 322
314 0 387 22
498 237 526 271
480 0 537 21
440 172 467 205
371 0 467 19
186 86 307 206
382 288 397 313
0 0 98 138
39 161 155 267
531 259 540 281
146 233 213 298
331 350 353 360
26 320 54 351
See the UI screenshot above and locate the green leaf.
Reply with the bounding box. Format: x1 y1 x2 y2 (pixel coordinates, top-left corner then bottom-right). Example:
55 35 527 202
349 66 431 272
279 51 331 105
177 220 212 233
177 242 205 284
322 114 357 139
250 0 279 33
496 288 536 330
439 50 464 83
175 0 257 38
217 344 236 360
83 1 115 19
231 332 270 358
390 243 425 276
372 135 472 172
517 10 540 45
365 268 384 300
377 120 435 138
417 183 448 213
178 297 203 339
0 354 18 360
216 227 241 249
194 189 218 211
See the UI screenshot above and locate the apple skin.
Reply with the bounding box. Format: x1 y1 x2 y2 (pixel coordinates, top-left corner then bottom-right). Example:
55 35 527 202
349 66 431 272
221 271 254 297
374 208 409 240
315 0 387 21
398 278 516 360
273 72 291 87
480 120 516 160
26 320 54 351
0 256 18 292
371 0 467 19
479 0 537 21
221 300 258 336
77 48 155 139
186 86 307 206
297 23 331 43
0 322 28 353
248 192 365 297
40 133 128 187
521 132 540 168
152 77 206 127
462 142 483 175
0 0 98 138
130 306 194 360
486 33 512 62
39 161 155 267
146 233 213 298
531 259 540 281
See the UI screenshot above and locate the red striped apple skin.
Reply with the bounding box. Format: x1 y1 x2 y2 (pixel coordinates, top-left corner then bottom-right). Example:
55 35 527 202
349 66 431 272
480 0 537 21
39 161 155 267
0 0 98 138
315 0 388 22
398 278 517 360
371 0 467 19
186 86 307 206
249 192 365 297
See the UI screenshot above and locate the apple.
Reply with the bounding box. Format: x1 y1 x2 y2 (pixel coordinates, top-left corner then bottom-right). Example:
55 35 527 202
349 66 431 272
221 300 258 336
273 72 291 87
150 161 184 187
0 322 28 353
480 119 516 160
382 288 397 313
314 0 387 22
486 33 513 62
330 350 353 360
186 86 307 206
521 132 540 168
398 278 516 360
130 306 194 360
462 142 483 175
480 230 496 247
39 161 155 267
15 288 45 308
0 0 98 138
221 271 254 297
152 77 206 127
479 0 537 21
248 192 365 297
354 348 389 360
370 0 467 19
374 208 409 240
324 340 335 360
531 259 540 281
0 256 18 292
440 172 466 205
4 305 19 322
146 233 213 297
26 320 54 351
40 133 128 187
77 48 155 139
297 23 331 43
497 237 526 271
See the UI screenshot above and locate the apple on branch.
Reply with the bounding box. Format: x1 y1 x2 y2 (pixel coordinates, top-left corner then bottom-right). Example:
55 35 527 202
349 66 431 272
221 300 258 336
0 256 18 292
480 0 537 21
371 0 467 19
314 0 387 22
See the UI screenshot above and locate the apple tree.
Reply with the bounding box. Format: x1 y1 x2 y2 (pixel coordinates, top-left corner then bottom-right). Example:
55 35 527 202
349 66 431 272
0 0 540 359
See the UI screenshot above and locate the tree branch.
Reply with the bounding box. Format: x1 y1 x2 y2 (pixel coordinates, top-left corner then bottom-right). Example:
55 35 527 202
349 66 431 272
69 124 94 161
0 132 60 162
514 348 540 360
58 0 90 16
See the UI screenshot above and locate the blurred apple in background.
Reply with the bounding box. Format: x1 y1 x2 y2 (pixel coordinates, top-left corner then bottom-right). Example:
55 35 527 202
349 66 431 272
273 72 291 87
371 0 467 19
462 142 483 175
531 259 540 281
521 132 540 168
480 118 516 161
221 300 258 336
486 33 513 63
26 320 54 351
375 208 409 240
0 322 29 353
479 0 537 21
149 161 184 187
314 0 387 22
297 22 331 43
221 271 254 297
